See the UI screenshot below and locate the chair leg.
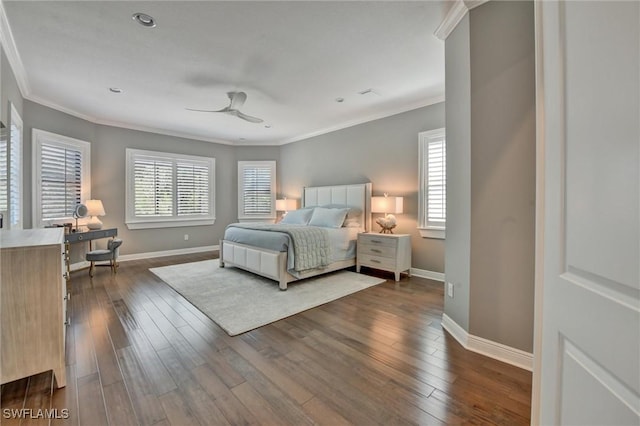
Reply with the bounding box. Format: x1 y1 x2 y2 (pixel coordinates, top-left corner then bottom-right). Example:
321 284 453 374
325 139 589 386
89 261 94 277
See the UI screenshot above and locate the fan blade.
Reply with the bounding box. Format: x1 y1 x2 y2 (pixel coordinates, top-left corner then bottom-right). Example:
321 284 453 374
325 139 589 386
236 111 264 123
186 107 230 113
228 91 247 110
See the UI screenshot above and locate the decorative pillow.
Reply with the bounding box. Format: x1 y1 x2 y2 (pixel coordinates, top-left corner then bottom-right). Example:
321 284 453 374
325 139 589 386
308 207 349 228
280 208 314 225
342 217 362 228
320 204 363 220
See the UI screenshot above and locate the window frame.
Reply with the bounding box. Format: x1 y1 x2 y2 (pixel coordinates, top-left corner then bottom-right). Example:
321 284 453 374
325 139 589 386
32 129 91 228
237 160 276 223
125 148 216 230
418 128 446 239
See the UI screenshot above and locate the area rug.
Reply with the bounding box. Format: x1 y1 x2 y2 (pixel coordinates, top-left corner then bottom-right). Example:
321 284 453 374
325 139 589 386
149 260 385 336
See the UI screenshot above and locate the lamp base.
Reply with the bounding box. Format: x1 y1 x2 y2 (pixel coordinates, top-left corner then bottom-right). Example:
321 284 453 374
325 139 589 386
86 216 103 230
375 214 397 234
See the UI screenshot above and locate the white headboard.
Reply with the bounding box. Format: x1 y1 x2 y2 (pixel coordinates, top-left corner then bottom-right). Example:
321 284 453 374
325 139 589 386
303 183 372 231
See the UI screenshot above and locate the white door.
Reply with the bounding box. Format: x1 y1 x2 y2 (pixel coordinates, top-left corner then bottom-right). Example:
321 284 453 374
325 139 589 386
534 1 639 425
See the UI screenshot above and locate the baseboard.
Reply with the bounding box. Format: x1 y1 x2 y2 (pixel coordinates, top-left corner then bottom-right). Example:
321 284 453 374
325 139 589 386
69 261 90 272
410 267 445 282
441 313 533 371
119 245 219 262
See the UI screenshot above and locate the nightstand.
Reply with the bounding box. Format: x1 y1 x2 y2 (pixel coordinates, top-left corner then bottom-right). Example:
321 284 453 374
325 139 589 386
356 233 411 281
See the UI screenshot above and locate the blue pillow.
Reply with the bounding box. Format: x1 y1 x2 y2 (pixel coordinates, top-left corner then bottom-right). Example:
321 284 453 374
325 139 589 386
280 208 314 225
308 207 349 228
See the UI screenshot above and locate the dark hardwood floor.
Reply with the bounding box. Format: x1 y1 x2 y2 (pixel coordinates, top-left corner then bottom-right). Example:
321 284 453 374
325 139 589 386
1 252 532 425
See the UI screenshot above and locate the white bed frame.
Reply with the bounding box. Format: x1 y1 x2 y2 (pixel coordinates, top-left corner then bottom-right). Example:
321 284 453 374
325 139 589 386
219 183 372 290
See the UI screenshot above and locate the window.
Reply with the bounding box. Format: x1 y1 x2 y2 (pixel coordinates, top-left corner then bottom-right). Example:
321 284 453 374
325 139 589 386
126 148 215 229
33 129 90 228
237 161 276 222
0 124 6 221
418 128 446 239
9 105 23 229
0 105 23 229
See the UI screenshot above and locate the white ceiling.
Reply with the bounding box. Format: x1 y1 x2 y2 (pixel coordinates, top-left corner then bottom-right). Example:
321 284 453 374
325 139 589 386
2 1 449 145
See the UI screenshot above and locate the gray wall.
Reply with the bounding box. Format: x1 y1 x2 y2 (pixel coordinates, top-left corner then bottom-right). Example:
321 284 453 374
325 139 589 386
468 0 535 352
444 1 536 352
279 103 446 273
444 14 472 330
20 99 280 256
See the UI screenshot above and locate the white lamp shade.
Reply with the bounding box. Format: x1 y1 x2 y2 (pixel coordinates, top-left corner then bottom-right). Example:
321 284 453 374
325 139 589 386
276 198 297 211
85 199 105 230
85 199 106 216
371 196 403 214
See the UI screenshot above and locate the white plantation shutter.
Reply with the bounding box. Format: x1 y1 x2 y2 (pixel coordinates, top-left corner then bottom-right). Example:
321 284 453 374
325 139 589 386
238 161 276 221
418 128 446 238
427 138 446 224
134 158 173 216
0 130 7 215
9 120 22 228
177 162 209 216
33 129 90 228
40 143 83 220
126 149 215 229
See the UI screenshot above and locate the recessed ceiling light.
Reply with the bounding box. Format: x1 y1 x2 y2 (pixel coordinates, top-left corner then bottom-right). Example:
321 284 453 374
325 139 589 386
264 125 272 129
132 12 156 28
335 97 345 103
109 87 123 94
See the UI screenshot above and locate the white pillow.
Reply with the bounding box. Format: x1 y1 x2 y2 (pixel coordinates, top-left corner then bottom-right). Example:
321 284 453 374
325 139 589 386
308 207 349 228
280 208 314 225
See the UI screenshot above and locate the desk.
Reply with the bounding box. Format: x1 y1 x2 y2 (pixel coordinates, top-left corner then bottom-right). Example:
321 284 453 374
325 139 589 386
64 228 118 279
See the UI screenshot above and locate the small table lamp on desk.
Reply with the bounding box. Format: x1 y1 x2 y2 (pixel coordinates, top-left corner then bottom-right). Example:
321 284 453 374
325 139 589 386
85 199 106 230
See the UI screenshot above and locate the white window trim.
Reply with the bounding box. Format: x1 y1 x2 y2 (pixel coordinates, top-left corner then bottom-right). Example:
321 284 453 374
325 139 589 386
32 129 91 228
237 160 276 222
418 128 446 239
9 103 23 229
125 148 216 230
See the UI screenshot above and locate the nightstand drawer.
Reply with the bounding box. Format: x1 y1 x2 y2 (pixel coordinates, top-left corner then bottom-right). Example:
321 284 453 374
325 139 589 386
359 244 396 258
358 254 396 270
358 234 398 248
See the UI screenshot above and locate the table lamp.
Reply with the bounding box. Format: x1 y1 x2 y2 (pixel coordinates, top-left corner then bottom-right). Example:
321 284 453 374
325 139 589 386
371 193 403 233
275 198 297 217
85 199 106 230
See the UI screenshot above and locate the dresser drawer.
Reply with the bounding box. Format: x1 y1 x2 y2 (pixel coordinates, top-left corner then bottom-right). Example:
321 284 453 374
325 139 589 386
358 253 396 270
358 234 398 248
358 243 397 258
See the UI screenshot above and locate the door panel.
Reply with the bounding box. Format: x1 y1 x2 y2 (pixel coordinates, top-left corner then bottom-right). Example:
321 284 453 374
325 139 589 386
537 1 640 424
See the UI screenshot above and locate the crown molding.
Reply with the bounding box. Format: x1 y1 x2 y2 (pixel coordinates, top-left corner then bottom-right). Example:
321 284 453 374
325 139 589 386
0 1 30 97
434 0 490 41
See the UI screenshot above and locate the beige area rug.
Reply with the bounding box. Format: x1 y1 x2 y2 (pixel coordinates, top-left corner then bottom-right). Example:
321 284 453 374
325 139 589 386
149 260 385 336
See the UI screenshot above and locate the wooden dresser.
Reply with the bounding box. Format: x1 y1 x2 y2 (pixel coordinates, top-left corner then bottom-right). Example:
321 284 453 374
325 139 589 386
1 228 67 388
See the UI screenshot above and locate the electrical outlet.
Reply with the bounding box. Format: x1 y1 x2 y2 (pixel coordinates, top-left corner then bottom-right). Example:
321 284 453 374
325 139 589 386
184 234 189 241
447 282 454 298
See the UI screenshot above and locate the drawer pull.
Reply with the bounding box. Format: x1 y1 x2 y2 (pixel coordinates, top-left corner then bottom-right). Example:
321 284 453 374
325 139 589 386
370 240 382 244
370 259 381 264
371 249 382 253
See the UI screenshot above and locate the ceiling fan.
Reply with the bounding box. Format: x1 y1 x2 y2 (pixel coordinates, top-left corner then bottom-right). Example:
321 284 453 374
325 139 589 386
186 91 264 124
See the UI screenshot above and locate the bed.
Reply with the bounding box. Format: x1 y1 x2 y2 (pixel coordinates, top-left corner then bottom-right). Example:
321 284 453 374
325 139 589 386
219 183 372 290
